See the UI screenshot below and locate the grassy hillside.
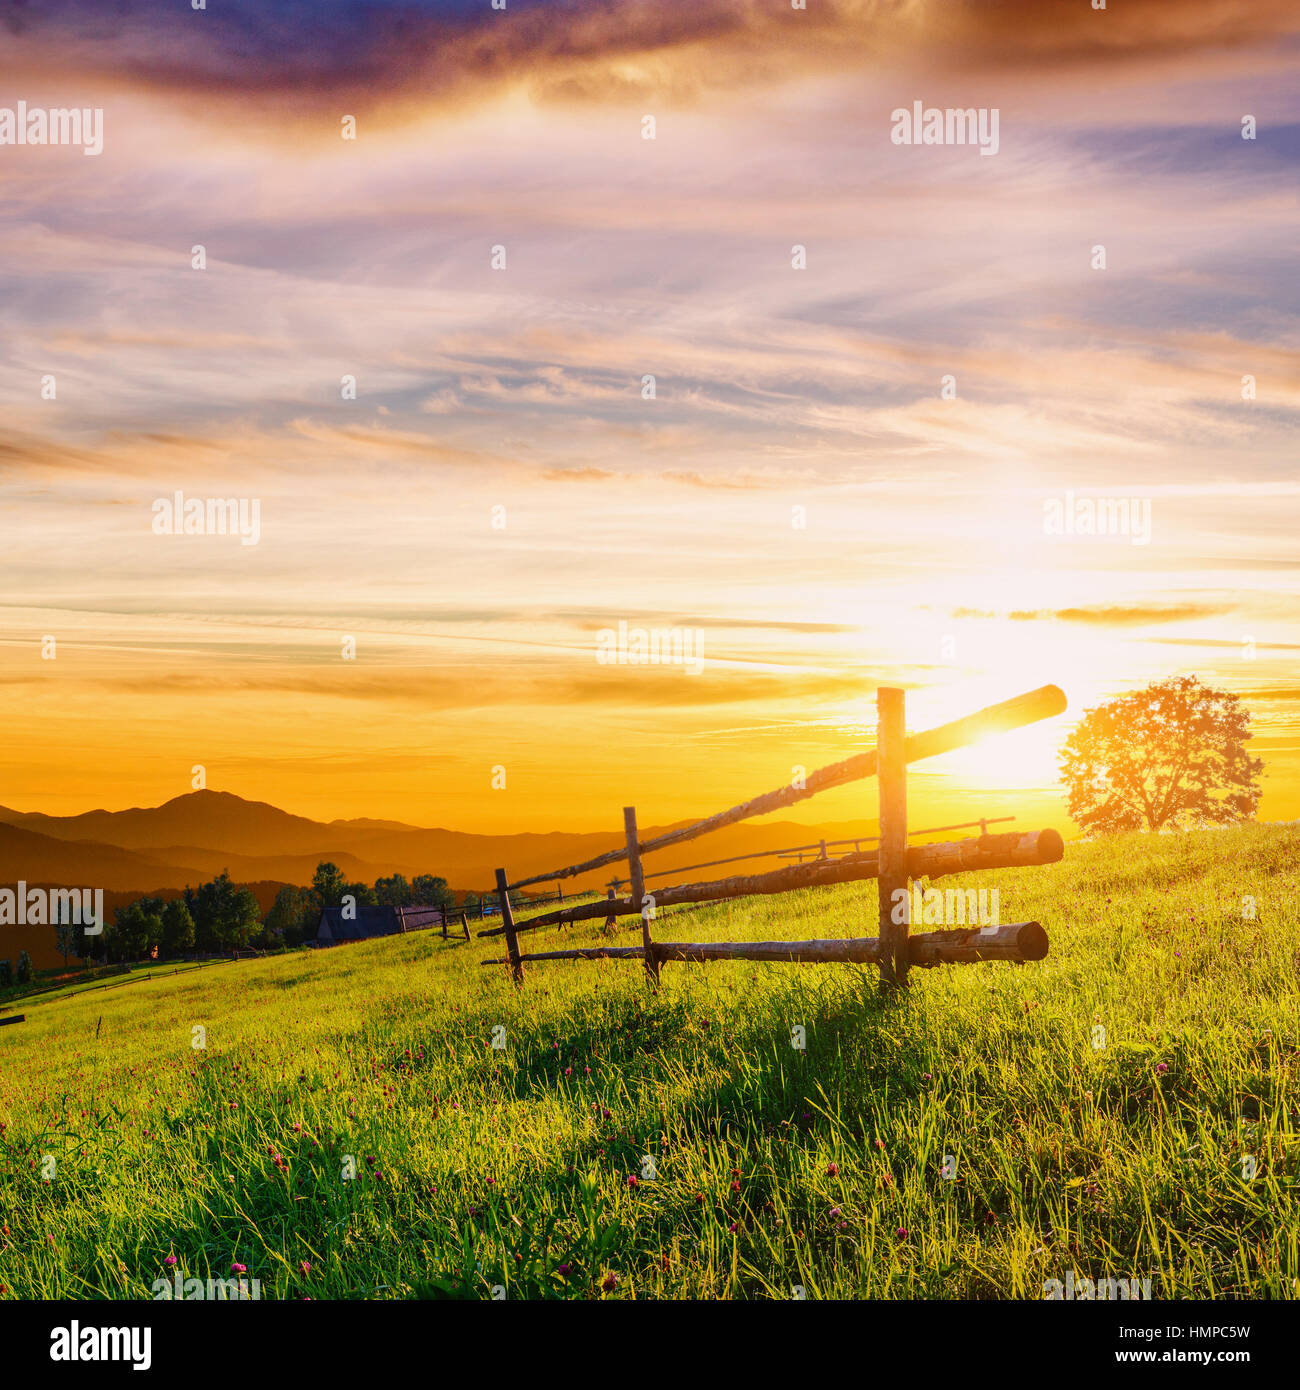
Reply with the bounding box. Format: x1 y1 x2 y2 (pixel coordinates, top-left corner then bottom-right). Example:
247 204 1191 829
1 823 1297 1300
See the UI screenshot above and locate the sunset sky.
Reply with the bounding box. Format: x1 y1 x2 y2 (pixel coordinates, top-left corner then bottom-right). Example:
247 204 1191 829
1 0 1298 835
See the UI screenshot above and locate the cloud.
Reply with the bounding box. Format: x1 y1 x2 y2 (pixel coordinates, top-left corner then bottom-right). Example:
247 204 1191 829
5 0 1297 127
49 661 870 712
955 603 1234 626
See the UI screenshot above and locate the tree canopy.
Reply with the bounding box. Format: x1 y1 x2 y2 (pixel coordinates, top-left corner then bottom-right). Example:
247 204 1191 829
1060 675 1262 834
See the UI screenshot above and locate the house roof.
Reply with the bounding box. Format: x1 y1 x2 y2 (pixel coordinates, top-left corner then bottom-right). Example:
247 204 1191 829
316 903 447 943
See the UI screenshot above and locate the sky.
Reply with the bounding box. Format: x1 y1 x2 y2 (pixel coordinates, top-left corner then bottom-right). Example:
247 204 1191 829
1 0 1298 835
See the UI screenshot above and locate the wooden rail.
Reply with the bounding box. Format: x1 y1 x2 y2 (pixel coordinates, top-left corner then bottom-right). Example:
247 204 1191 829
482 920 1048 969
480 829 1062 938
505 684 1065 890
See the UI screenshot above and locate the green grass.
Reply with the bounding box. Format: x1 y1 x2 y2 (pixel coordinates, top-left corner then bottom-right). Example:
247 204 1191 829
2 958 232 1012
1 822 1298 1300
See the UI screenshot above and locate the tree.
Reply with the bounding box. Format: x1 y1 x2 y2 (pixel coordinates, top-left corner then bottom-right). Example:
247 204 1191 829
160 899 196 957
311 862 348 910
0 959 11 988
55 916 79 967
53 892 96 965
265 885 316 947
186 873 262 953
374 874 412 907
112 897 165 961
1060 675 1263 834
412 874 454 913
344 881 378 909
15 950 33 985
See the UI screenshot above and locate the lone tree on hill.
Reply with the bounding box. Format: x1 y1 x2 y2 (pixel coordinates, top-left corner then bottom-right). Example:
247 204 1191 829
1060 675 1262 834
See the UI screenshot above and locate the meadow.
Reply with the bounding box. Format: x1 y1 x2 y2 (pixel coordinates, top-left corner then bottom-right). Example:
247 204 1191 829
1 822 1297 1300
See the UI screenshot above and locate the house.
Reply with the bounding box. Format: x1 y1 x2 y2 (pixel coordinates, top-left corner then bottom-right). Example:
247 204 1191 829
314 904 446 945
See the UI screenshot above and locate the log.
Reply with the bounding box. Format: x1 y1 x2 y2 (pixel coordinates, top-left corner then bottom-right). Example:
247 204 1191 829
0 1014 25 1027
625 806 658 985
480 829 1062 936
481 922 1047 968
495 868 523 983
909 828 1063 879
506 684 1066 888
876 687 909 990
908 920 1049 965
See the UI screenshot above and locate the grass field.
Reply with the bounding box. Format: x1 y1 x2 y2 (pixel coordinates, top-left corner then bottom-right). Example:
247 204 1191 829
1 823 1298 1300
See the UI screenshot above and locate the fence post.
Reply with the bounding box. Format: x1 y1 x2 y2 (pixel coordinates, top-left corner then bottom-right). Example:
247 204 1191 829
556 883 564 903
877 686 910 990
494 868 524 984
624 806 658 986
605 885 617 930
441 911 447 939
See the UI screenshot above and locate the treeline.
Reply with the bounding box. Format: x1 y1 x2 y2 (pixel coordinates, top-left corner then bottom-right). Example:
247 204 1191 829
70 863 467 965
264 864 463 948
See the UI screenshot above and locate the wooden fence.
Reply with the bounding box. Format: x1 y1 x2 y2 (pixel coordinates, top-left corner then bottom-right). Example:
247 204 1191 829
480 683 1067 990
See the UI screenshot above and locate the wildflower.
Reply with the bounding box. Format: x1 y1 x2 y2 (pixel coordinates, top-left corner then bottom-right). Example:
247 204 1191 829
231 1262 247 1274
1156 1062 1169 1075
874 1139 884 1151
557 1263 572 1277
627 1175 639 1189
601 1272 619 1292
829 1207 842 1219
299 1261 311 1275
826 1162 839 1176
896 1227 907 1240
164 1255 178 1267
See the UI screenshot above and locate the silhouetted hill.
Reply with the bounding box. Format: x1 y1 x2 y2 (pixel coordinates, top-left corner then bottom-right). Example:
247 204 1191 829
0 790 881 895
0 820 207 890
0 790 375 858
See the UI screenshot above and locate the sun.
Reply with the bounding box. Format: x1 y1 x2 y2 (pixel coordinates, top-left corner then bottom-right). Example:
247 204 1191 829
935 720 1067 792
